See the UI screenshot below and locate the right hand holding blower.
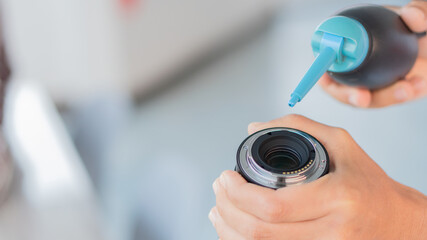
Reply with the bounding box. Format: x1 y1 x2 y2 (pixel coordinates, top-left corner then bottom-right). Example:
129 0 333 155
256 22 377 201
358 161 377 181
320 1 427 108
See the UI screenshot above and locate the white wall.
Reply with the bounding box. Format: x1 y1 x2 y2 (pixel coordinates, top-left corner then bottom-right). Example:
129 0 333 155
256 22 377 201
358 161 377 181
1 0 124 104
1 0 281 104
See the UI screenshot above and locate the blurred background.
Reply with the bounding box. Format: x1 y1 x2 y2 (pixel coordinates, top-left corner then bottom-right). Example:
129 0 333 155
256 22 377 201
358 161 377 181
0 0 425 239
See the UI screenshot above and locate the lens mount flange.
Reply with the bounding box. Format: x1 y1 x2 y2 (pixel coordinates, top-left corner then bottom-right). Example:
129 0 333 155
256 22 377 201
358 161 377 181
236 128 329 189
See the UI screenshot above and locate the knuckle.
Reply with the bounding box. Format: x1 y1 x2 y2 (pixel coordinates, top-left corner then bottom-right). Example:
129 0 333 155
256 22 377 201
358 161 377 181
333 127 351 140
335 229 349 240
336 185 362 215
261 196 287 222
409 1 427 10
328 222 346 240
336 222 362 240
343 184 362 202
326 213 354 240
246 222 273 240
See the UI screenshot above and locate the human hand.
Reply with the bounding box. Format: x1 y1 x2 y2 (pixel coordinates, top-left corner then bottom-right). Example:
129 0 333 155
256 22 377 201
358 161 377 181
320 1 427 108
209 115 427 239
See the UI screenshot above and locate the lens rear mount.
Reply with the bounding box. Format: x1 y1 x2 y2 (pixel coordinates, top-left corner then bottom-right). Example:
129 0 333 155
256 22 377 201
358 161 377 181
236 128 329 189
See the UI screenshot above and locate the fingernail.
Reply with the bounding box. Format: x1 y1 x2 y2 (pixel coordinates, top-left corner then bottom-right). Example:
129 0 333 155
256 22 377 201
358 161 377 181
208 208 217 224
249 122 263 129
348 93 358 106
402 6 425 18
213 179 219 194
413 78 426 90
219 172 227 188
394 88 408 100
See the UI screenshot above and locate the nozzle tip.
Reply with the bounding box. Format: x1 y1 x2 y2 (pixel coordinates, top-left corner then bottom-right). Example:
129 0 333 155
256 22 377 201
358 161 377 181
288 95 299 107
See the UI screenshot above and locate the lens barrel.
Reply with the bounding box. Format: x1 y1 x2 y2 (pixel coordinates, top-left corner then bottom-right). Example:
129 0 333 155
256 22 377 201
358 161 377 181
236 128 329 189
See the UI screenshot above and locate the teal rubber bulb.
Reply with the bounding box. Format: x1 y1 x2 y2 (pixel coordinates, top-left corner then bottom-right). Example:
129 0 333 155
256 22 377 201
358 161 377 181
289 5 421 107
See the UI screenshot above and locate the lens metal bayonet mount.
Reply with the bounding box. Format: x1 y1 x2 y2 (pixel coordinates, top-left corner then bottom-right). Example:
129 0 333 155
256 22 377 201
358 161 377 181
236 128 329 189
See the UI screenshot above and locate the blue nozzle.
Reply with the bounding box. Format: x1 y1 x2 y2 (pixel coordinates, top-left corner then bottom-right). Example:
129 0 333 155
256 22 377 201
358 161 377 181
288 95 299 107
288 33 343 107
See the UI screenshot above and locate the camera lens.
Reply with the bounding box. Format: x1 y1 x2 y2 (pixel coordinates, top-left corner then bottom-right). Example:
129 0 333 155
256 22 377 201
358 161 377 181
236 128 329 189
253 133 312 174
263 147 300 169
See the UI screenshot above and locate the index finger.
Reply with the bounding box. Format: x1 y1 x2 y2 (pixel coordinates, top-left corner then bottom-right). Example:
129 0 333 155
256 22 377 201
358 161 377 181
219 170 334 223
399 1 427 33
387 3 427 57
318 74 372 108
248 114 350 157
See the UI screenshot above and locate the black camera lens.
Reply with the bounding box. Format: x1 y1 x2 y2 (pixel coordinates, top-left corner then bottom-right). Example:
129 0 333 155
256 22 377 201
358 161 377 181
263 147 300 169
236 128 329 189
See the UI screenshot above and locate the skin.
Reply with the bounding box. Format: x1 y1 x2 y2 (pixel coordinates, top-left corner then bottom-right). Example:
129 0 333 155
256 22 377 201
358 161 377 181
209 114 427 240
319 1 427 108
